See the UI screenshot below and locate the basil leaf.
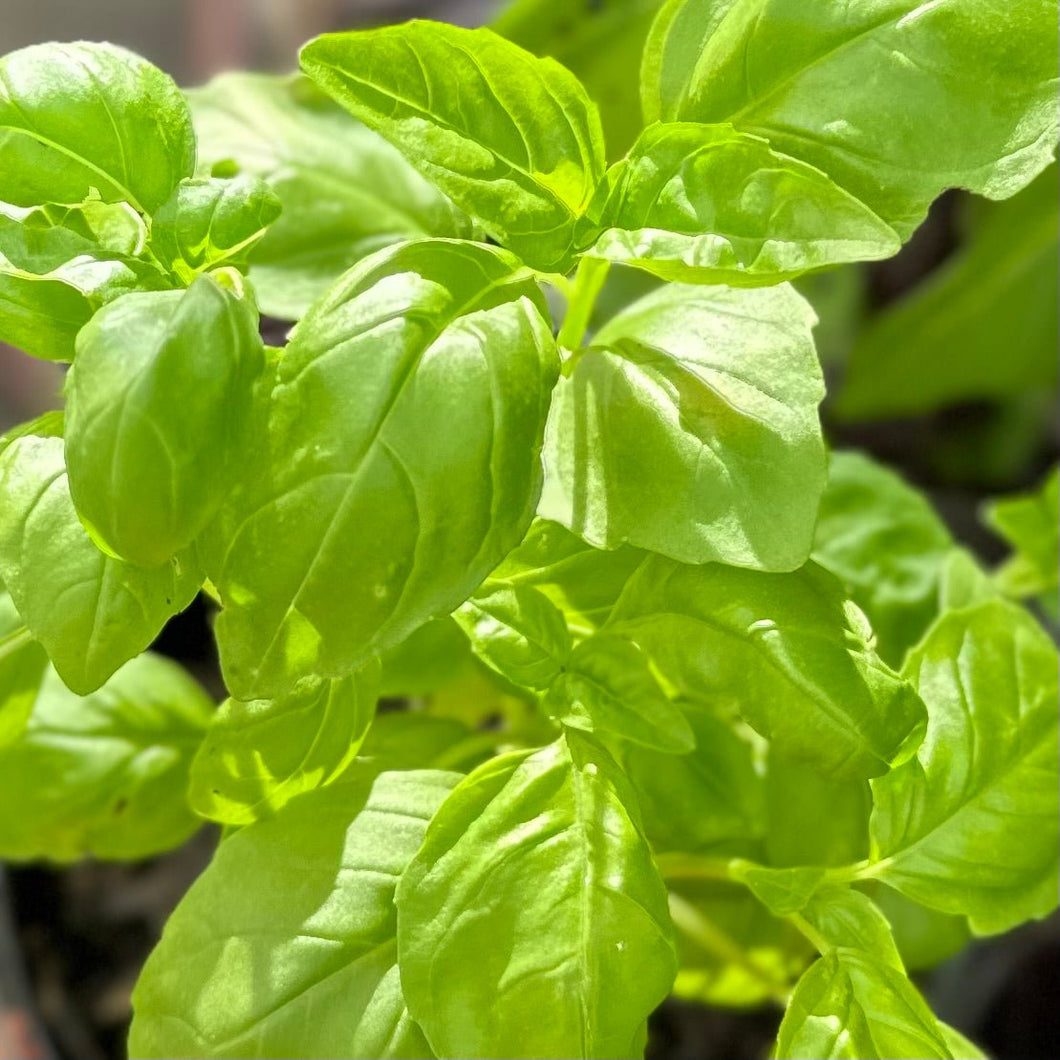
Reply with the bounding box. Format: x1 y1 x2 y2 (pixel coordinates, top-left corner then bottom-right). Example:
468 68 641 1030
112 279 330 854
541 281 825 568
65 275 265 567
585 122 898 282
189 73 473 319
130 769 461 1059
644 0 1058 237
300 21 606 272
209 240 559 700
379 618 472 698
0 653 211 862
870 599 1060 934
0 41 194 214
0 434 200 694
812 450 955 666
0 591 48 747
607 559 927 779
397 733 676 1058
871 887 969 973
189 658 381 825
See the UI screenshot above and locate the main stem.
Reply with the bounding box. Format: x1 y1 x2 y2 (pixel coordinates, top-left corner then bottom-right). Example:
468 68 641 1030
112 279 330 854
557 256 610 352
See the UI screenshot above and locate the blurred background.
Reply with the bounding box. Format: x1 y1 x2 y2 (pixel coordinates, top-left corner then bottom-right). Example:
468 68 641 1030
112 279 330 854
0 2 1057 1059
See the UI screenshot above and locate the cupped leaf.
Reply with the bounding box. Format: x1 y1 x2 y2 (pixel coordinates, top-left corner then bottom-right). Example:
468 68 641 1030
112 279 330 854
0 653 211 862
543 634 694 752
869 599 1060 934
151 175 282 282
542 282 826 568
397 732 677 1059
0 434 200 694
130 769 461 1059
301 21 606 272
65 274 265 567
644 0 1059 237
189 657 381 826
0 591 48 747
585 122 898 282
606 558 927 779
812 451 954 666
208 240 559 700
188 72 473 320
0 41 194 214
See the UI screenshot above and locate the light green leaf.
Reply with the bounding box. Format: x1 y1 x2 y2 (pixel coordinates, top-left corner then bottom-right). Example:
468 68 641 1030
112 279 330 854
871 887 970 973
189 657 380 825
454 583 572 690
300 21 606 272
644 0 1058 237
208 240 559 700
542 282 825 568
839 164 1059 419
0 41 194 214
130 768 460 1059
65 274 265 567
0 592 47 746
585 122 898 282
378 618 472 698
607 558 926 779
0 434 200 695
397 733 676 1059
544 634 694 752
812 450 954 666
938 548 999 613
870 600 1060 934
776 889 953 1059
355 710 487 776
189 72 472 320
0 653 211 862
151 176 282 282
940 1022 988 1060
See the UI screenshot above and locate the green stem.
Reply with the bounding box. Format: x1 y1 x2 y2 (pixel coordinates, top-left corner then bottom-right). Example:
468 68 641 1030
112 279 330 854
657 852 737 882
787 911 831 955
0 624 34 661
557 256 610 351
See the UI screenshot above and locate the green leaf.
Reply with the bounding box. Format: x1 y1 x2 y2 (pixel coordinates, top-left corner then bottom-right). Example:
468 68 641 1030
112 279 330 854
607 558 926 779
129 768 461 1059
940 1022 988 1060
0 434 200 694
454 582 572 690
189 658 380 825
984 465 1059 610
151 176 282 282
0 591 48 747
0 42 194 214
300 21 606 272
0 653 211 862
869 600 1059 933
585 122 899 282
379 618 472 698
938 549 999 613
543 634 695 752
643 0 1058 238
494 0 663 160
397 732 676 1058
839 165 1059 419
542 281 825 568
776 889 953 1059
355 710 488 776
65 274 265 567
208 240 559 700
871 887 970 973
812 450 954 666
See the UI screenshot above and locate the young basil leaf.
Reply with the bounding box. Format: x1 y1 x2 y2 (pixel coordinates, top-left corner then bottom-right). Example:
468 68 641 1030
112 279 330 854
455 582 572 690
150 176 282 282
606 559 927 780
869 599 1060 934
0 653 211 862
397 732 677 1058
776 889 953 1059
129 769 461 1059
300 21 606 272
0 591 48 747
189 72 474 320
812 451 955 667
0 435 200 694
189 657 381 825
643 0 1058 237
65 274 265 567
938 548 1000 613
0 42 194 214
209 240 559 700
543 634 695 752
584 122 899 282
541 282 826 569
